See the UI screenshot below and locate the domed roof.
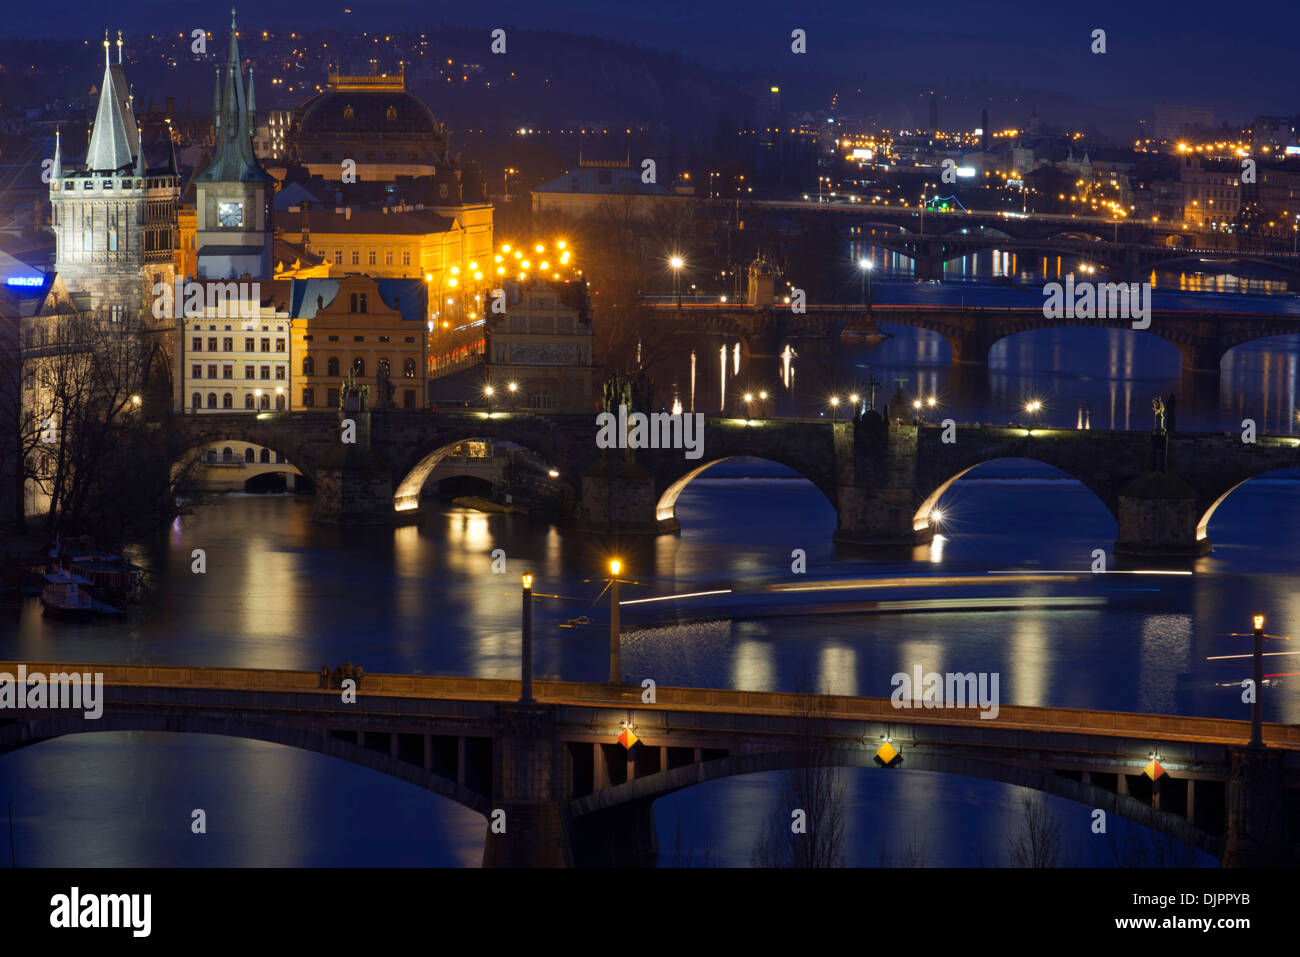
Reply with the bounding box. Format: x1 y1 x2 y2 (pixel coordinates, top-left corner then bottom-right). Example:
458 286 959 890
299 80 440 137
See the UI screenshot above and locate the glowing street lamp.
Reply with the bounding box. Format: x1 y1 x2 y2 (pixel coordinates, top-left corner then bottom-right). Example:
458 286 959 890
508 380 518 410
520 573 534 703
829 395 840 422
858 257 874 306
609 559 623 684
1025 399 1043 426
484 384 495 413
670 255 685 308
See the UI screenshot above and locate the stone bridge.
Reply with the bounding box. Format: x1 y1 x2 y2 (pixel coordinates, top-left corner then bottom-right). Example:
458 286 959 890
648 301 1300 375
169 411 1300 558
1 661 1296 867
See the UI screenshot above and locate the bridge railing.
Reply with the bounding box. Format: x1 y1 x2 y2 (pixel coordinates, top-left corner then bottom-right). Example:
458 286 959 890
6 661 1299 748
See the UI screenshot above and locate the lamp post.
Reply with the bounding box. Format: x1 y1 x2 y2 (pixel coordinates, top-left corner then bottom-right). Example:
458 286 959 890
508 380 518 411
520 573 534 703
1024 399 1042 427
1251 613 1264 747
608 559 622 685
670 256 684 309
859 257 873 306
849 393 860 419
484 384 495 413
829 396 840 422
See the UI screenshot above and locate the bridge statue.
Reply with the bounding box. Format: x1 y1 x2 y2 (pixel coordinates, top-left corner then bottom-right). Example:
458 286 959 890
1152 396 1167 434
340 366 369 413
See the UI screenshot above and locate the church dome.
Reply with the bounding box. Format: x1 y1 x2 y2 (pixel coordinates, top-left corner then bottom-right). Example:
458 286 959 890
298 77 440 138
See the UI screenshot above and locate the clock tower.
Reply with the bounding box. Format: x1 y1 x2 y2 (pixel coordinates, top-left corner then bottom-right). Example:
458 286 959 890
194 9 274 280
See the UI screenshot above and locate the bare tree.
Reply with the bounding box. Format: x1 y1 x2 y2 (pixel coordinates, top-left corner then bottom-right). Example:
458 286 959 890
751 663 847 867
1007 792 1063 867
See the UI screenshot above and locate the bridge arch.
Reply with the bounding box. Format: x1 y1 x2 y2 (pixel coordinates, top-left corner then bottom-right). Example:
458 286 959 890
393 434 572 512
1195 466 1300 544
0 713 491 816
568 748 1222 858
913 456 1119 536
176 436 313 490
654 455 838 528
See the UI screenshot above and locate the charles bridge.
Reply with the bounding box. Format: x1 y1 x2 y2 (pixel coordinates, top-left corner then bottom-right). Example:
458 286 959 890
171 408 1300 558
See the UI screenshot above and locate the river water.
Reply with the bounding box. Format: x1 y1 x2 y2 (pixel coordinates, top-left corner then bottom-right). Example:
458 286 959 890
2 307 1298 867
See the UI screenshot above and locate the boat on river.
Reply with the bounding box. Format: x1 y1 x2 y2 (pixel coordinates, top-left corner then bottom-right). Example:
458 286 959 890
40 570 124 619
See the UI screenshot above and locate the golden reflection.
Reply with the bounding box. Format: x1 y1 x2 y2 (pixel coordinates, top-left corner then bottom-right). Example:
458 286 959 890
732 634 773 691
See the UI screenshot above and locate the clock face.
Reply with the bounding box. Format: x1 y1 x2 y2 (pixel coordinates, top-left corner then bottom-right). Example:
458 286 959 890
217 202 244 228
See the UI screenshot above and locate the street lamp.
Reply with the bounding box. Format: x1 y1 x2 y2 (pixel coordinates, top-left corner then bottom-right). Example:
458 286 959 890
849 393 860 417
608 559 623 685
912 398 923 423
484 384 495 413
520 573 534 703
743 392 754 422
670 255 684 308
859 257 874 306
829 395 840 422
508 380 518 411
1025 399 1043 426
1251 613 1265 747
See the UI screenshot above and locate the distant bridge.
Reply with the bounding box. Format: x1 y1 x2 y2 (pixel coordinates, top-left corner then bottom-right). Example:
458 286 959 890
1 660 1295 866
169 411 1300 557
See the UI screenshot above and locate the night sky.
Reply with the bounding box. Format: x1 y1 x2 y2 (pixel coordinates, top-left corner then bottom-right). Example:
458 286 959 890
6 1 1298 120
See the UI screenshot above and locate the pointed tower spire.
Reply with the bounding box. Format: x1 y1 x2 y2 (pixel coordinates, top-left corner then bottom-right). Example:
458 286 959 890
135 140 147 177
116 29 123 65
51 128 62 180
85 33 135 172
246 66 256 124
167 133 179 175
213 64 222 137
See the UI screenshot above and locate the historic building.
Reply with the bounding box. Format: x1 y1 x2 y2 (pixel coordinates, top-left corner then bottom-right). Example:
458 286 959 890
284 276 428 412
483 278 595 412
48 33 180 320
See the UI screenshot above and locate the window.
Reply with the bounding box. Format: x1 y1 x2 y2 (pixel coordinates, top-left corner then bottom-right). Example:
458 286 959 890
222 447 233 462
191 392 201 409
327 388 339 408
82 230 92 251
244 448 255 463
207 338 217 351
207 393 217 409
384 250 393 266
350 293 357 312
327 356 339 376
401 251 410 266
379 335 390 343
261 366 270 380
351 251 359 265
245 394 254 409
276 339 285 352
403 389 415 409
352 357 366 376
404 337 415 343
368 251 377 266
223 393 233 409
207 364 218 379
260 448 271 463
245 364 255 379
334 250 343 265
223 365 233 379
359 294 367 313
353 335 364 342
302 388 315 407
302 356 315 376
108 228 117 252
378 358 391 379
328 335 339 342
275 367 285 380
261 338 270 352
403 358 416 378
192 364 202 380
245 337 254 351
223 337 233 351
260 393 270 410
192 338 202 352
275 394 286 411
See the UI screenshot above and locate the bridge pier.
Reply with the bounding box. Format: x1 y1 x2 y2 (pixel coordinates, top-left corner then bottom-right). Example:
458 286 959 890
577 459 666 535
833 484 930 546
482 704 571 867
1113 472 1209 559
1222 746 1294 867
